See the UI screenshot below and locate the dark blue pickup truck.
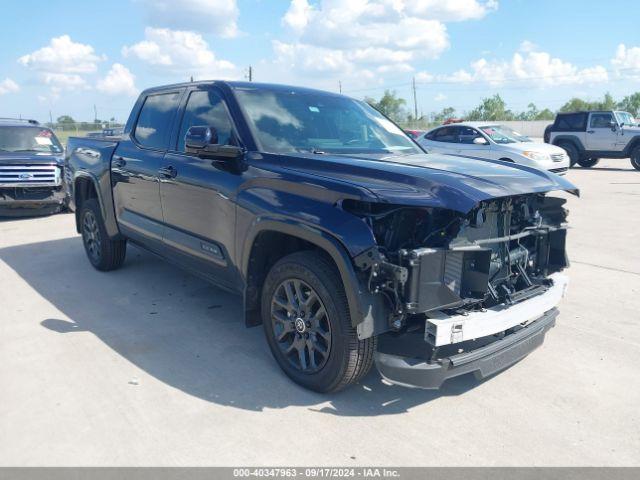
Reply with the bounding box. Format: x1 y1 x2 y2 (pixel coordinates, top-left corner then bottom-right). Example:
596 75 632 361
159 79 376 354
0 119 68 216
66 81 577 392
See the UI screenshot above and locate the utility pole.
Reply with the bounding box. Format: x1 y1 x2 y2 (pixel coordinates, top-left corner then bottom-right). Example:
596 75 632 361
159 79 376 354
338 80 342 94
248 66 253 82
49 110 53 126
412 77 418 121
93 104 98 123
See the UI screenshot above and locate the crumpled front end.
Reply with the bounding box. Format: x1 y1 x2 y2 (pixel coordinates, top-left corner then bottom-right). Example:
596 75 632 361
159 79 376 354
0 163 68 216
345 193 572 388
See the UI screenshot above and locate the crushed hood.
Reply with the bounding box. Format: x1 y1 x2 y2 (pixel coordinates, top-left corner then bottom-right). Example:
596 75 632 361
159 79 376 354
281 152 579 214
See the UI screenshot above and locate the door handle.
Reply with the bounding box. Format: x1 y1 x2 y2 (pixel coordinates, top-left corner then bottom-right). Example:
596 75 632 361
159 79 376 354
113 156 126 168
587 130 595 134
158 166 178 178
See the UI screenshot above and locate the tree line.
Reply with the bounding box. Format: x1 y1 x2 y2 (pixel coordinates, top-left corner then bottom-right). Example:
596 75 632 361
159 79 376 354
365 91 640 127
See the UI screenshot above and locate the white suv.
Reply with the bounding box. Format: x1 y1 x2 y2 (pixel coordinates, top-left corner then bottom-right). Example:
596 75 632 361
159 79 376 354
418 122 570 175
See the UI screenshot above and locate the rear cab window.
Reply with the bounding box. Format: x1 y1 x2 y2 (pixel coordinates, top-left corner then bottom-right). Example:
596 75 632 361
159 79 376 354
134 92 182 150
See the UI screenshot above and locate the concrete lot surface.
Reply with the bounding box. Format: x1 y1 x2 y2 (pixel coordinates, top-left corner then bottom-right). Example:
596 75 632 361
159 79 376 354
1 159 639 466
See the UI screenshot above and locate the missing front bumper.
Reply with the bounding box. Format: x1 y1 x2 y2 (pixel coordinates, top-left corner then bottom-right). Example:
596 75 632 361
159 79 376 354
375 308 557 389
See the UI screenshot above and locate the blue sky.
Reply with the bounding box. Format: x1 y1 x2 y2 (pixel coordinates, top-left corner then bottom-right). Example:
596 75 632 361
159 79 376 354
0 0 639 123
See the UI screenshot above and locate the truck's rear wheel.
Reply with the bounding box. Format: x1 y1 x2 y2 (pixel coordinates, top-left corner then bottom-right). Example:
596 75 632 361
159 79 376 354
558 142 579 167
261 251 375 393
577 158 600 168
80 198 127 271
631 147 640 171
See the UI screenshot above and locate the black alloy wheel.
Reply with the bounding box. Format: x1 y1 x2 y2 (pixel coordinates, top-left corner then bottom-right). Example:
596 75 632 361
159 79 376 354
270 278 332 373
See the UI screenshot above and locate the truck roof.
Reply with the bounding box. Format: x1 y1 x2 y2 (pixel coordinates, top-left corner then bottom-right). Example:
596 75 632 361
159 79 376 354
0 118 40 127
140 80 346 98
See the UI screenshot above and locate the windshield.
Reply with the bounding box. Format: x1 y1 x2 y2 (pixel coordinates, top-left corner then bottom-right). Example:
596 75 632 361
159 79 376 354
0 127 63 154
234 88 422 155
615 111 638 126
480 125 531 144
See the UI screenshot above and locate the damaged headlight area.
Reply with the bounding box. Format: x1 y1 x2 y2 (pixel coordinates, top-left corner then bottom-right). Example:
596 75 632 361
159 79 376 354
344 194 570 335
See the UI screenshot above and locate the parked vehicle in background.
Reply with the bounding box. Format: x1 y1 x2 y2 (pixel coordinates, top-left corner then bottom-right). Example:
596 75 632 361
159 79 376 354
404 129 426 140
418 122 570 175
0 118 69 216
544 111 640 170
67 81 577 392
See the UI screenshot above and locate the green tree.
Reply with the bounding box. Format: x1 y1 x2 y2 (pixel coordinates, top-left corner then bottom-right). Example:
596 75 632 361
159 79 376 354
559 98 594 113
466 94 514 121
365 90 407 122
56 115 76 131
432 107 456 124
618 92 640 117
535 108 556 121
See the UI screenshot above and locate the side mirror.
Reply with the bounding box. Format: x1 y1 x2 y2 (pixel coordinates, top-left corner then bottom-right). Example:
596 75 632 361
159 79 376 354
473 137 489 145
185 125 217 150
185 125 243 161
610 121 618 132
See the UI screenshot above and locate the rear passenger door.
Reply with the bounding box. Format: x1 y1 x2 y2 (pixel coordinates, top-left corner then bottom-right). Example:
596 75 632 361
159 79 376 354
159 86 243 287
112 90 183 242
586 112 618 151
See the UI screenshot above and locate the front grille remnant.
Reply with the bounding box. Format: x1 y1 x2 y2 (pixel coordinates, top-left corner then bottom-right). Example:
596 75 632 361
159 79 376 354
0 164 61 187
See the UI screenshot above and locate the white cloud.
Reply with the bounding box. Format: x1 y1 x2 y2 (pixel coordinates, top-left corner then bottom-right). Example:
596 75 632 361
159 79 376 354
18 35 105 99
138 0 239 37
18 35 103 74
123 27 237 79
428 45 608 87
275 0 462 87
403 0 498 22
42 73 87 90
283 0 313 32
97 64 138 96
612 44 640 78
0 78 19 95
434 93 447 101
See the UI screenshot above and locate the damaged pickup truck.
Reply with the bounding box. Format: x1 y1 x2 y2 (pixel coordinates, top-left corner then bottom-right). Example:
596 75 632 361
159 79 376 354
0 119 68 216
66 81 577 392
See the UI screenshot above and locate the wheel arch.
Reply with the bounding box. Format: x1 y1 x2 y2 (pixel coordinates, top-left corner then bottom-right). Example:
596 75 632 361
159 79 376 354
241 219 375 335
553 135 585 153
623 135 640 156
73 172 120 238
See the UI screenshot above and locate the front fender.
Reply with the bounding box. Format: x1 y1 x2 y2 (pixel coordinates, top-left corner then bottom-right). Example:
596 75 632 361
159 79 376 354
236 187 385 337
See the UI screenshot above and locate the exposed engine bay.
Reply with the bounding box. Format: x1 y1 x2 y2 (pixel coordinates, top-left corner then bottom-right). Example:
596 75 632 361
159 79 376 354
345 194 570 334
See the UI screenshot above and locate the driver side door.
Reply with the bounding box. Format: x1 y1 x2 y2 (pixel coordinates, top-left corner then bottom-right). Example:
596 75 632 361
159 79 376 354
159 86 243 288
586 112 618 151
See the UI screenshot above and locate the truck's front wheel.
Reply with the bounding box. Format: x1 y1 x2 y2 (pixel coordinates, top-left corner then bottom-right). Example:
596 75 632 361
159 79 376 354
261 251 375 392
80 198 127 271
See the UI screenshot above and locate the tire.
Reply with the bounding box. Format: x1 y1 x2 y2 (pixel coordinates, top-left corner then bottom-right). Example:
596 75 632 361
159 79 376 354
631 146 640 171
577 158 600 168
261 251 375 393
79 198 127 271
558 142 580 167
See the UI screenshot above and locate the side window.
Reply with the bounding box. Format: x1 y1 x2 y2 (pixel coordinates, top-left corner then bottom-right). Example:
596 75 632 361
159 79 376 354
458 127 482 144
177 89 235 152
556 113 587 131
134 92 181 149
432 127 458 143
589 113 613 129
